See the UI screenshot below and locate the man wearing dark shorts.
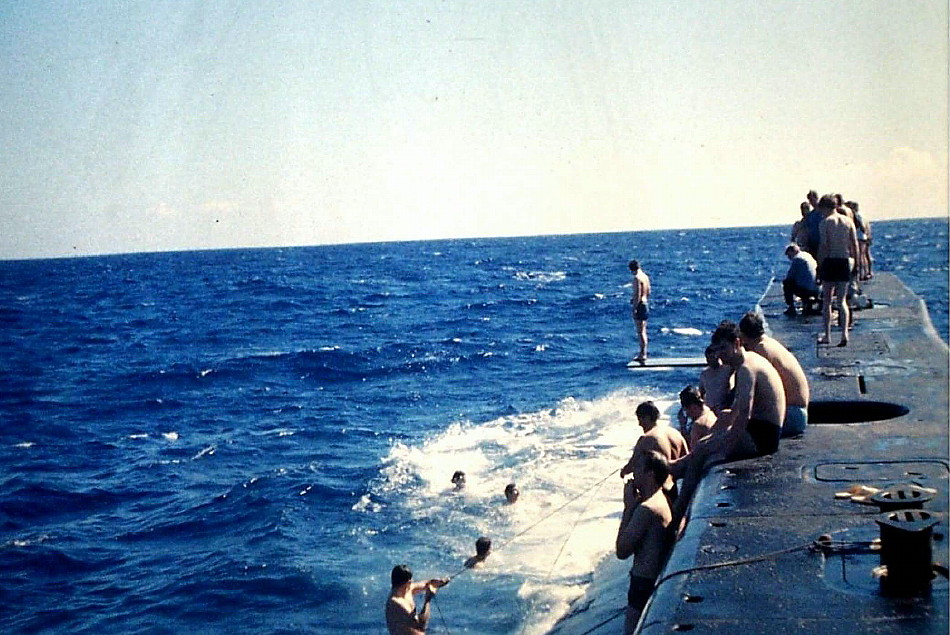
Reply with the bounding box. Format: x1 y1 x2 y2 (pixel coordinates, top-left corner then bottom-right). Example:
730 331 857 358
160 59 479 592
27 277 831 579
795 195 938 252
629 260 651 362
616 451 672 634
816 194 859 347
669 321 785 529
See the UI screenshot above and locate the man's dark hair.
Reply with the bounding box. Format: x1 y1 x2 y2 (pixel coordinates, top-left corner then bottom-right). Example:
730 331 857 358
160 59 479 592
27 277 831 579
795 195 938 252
818 194 836 210
643 450 671 481
475 537 492 556
391 564 412 588
711 320 740 346
628 259 640 272
679 385 704 409
635 400 660 421
738 311 765 340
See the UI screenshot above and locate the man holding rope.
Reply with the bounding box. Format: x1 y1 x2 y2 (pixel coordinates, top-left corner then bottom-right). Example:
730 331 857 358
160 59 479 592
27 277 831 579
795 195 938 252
616 450 674 634
385 565 448 635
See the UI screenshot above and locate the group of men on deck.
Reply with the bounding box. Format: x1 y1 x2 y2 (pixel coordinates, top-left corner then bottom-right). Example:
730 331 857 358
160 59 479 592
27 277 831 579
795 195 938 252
783 191 868 347
616 310 809 633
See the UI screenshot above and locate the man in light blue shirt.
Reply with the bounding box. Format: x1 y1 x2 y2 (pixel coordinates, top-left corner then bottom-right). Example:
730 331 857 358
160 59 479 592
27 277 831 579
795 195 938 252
782 243 820 316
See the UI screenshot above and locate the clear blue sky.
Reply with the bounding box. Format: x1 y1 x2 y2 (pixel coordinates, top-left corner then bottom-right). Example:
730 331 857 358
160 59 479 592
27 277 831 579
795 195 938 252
1 1 946 259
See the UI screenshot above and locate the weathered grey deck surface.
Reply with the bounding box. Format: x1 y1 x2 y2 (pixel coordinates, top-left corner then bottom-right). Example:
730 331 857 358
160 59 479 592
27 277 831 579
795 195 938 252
639 273 949 634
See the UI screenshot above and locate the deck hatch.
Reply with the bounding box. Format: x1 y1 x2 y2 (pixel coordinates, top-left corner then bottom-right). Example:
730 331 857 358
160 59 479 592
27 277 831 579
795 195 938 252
814 460 948 482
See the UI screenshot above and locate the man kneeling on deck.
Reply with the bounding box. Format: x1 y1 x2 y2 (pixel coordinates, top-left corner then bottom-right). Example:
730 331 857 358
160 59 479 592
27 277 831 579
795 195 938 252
669 320 786 529
616 450 673 635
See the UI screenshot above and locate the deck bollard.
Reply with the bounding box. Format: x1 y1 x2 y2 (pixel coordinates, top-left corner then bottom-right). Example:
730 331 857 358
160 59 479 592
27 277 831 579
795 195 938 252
875 509 939 594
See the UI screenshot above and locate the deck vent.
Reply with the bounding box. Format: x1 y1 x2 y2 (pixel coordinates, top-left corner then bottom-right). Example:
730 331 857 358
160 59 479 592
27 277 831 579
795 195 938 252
870 484 935 511
875 510 939 594
808 400 908 423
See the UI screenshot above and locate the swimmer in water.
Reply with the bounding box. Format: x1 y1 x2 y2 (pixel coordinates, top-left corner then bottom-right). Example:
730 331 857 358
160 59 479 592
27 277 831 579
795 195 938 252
463 537 492 569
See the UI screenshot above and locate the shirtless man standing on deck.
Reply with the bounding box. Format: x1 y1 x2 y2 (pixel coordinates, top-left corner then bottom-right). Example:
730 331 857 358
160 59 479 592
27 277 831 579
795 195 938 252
739 312 810 437
616 450 673 634
629 260 651 362
386 565 448 635
670 321 785 527
816 194 859 347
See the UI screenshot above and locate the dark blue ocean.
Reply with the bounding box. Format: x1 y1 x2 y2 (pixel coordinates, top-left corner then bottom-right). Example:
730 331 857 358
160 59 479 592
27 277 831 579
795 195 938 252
0 220 946 634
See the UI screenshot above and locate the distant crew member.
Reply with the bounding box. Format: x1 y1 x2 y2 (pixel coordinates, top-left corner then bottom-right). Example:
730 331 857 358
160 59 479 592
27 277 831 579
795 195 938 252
628 260 652 362
804 190 823 256
385 565 448 635
616 450 673 634
464 537 492 569
504 483 520 504
738 312 810 437
782 243 820 316
451 471 466 490
817 194 859 347
790 202 812 252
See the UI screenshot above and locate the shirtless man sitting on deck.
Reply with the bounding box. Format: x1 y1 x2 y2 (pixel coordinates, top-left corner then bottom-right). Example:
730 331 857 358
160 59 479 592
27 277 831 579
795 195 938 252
738 312 810 437
616 450 673 634
670 321 785 528
698 345 734 415
679 385 718 448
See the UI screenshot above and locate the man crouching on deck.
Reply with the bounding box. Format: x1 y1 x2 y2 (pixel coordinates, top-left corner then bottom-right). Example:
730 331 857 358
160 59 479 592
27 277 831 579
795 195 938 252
386 565 448 635
669 320 785 528
616 450 673 634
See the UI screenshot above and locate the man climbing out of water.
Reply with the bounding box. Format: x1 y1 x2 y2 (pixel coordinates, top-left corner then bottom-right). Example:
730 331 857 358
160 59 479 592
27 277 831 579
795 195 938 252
620 401 688 504
739 312 810 437
669 321 785 529
817 194 859 347
386 565 448 635
628 260 651 362
616 450 673 635
463 537 492 569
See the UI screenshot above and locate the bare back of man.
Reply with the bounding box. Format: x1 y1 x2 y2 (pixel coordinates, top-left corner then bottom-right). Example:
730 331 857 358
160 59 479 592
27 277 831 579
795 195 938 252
749 336 808 401
699 365 734 414
817 200 859 347
687 405 717 448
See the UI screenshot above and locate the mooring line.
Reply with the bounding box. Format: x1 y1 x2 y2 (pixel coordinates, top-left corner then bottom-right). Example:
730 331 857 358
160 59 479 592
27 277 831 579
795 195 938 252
518 468 613 635
444 467 621 584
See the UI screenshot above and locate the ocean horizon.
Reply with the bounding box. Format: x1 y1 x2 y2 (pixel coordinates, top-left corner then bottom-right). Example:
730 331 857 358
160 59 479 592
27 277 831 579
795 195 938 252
1 218 946 634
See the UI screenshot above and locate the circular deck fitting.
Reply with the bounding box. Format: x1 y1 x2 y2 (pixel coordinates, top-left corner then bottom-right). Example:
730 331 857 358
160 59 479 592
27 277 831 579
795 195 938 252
808 400 909 424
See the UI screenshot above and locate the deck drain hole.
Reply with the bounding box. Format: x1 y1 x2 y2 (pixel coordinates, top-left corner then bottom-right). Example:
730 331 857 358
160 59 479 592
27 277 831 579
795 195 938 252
809 400 908 424
673 624 695 632
720 484 735 490
683 594 704 603
716 502 732 508
709 521 727 528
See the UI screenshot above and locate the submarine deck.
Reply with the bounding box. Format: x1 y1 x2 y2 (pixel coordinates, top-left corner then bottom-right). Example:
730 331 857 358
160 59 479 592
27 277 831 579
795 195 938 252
639 272 949 634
